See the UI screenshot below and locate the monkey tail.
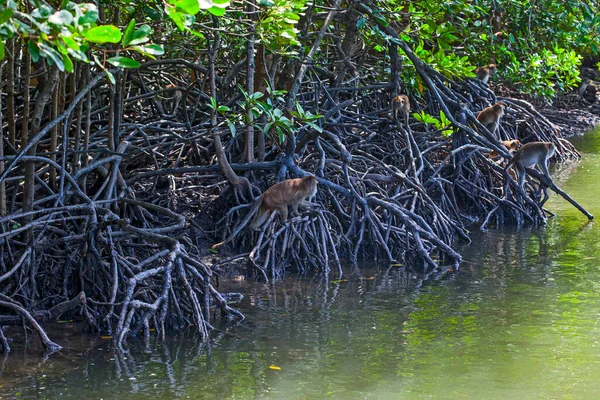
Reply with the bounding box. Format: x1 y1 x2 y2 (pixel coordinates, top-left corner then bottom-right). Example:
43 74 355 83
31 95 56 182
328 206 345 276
211 198 262 249
504 156 515 172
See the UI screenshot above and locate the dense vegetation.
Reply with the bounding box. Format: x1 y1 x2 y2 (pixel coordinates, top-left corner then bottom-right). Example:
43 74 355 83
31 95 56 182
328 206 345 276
0 0 597 352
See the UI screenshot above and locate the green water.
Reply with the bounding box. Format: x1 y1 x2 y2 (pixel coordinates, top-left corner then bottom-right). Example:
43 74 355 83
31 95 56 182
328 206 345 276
2 131 600 399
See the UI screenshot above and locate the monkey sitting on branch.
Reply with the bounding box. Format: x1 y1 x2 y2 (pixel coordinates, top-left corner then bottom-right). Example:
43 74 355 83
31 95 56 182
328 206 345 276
477 102 507 137
475 63 497 84
489 139 521 159
212 176 319 249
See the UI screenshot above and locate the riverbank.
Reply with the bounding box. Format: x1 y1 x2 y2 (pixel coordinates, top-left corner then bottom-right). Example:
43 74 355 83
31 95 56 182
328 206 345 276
2 129 600 398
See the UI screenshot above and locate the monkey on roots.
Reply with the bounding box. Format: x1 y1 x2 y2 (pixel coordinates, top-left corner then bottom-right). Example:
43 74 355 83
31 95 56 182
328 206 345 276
505 141 556 205
477 102 507 137
391 94 410 127
489 139 521 158
475 63 497 84
212 176 318 249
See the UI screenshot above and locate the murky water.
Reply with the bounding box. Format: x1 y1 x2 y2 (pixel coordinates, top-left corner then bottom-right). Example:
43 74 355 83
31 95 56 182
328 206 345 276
2 131 600 399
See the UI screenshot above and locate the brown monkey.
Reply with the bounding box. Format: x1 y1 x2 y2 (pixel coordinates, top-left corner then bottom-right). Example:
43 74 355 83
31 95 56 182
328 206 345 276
391 94 410 126
490 10 503 35
578 78 590 100
160 84 183 115
477 102 506 136
505 142 556 189
475 64 497 84
489 139 521 158
212 176 319 249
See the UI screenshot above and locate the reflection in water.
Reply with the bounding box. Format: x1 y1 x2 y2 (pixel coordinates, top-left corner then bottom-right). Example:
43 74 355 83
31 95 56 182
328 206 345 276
2 130 600 399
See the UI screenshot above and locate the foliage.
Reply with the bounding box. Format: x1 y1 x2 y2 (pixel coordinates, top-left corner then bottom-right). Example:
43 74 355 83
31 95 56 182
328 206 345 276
0 1 168 83
502 47 582 100
371 0 598 100
214 86 324 143
412 110 453 137
256 0 306 52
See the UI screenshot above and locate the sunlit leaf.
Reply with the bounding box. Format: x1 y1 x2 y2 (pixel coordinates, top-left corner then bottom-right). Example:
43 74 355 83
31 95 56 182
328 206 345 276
48 10 73 26
135 43 164 56
199 0 215 8
105 70 116 84
176 0 200 14
0 8 13 24
207 6 226 16
107 56 141 68
62 54 74 73
129 24 152 46
84 25 122 43
122 19 136 46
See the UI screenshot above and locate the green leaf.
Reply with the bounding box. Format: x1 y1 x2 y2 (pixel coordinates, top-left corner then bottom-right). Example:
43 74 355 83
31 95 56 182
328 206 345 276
199 0 215 9
176 0 200 15
136 43 164 56
84 25 122 44
0 8 14 24
62 54 74 73
105 70 116 84
107 56 141 68
61 35 81 51
129 24 152 45
226 120 236 137
0 42 4 60
306 122 322 133
78 4 99 25
32 5 53 19
167 6 185 30
48 10 73 26
208 248 218 254
207 6 226 16
122 19 136 46
277 126 285 143
28 41 40 62
39 43 65 72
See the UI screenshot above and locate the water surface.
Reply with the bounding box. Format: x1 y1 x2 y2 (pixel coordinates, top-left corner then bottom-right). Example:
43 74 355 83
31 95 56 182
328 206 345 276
1 131 600 399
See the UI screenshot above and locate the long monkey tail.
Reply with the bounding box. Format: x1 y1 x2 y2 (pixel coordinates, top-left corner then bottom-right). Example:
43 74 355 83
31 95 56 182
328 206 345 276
504 155 516 172
211 198 263 249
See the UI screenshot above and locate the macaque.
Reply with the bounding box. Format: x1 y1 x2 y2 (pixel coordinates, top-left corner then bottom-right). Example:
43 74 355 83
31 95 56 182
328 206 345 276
505 141 556 189
475 64 497 84
212 176 319 249
490 10 503 35
477 102 506 136
578 78 590 99
489 139 521 158
391 94 410 126
160 84 183 115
